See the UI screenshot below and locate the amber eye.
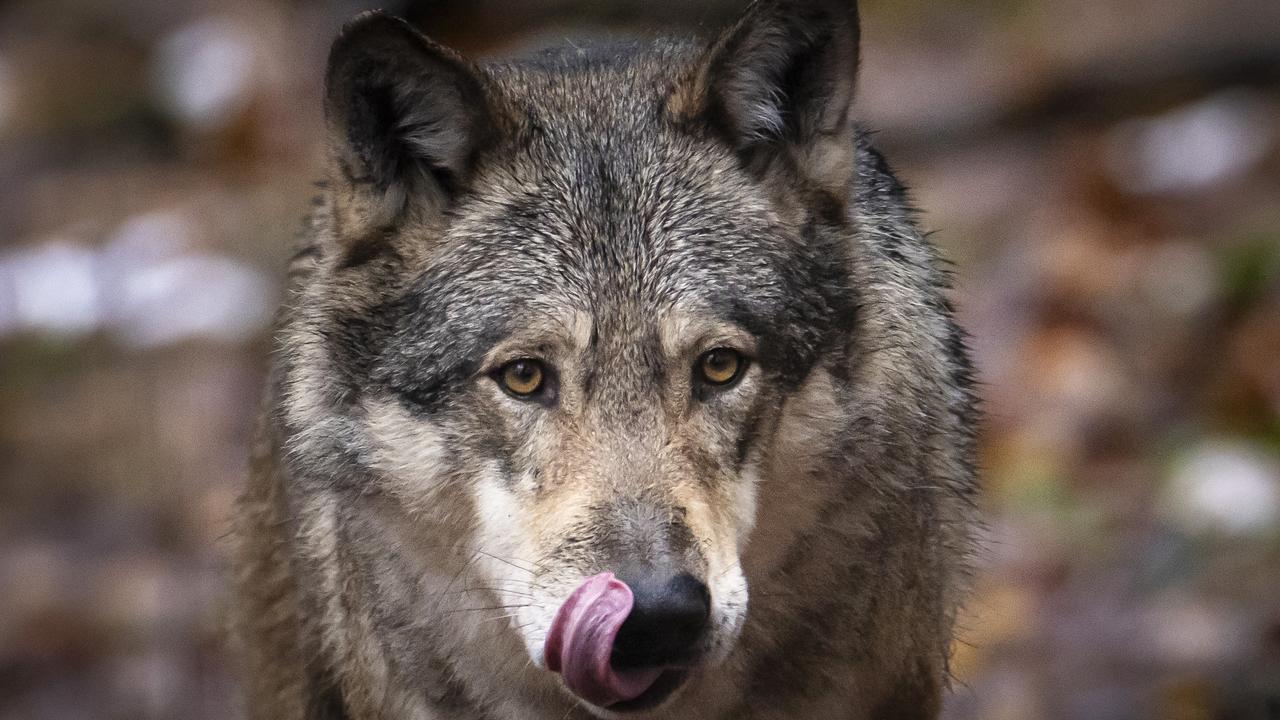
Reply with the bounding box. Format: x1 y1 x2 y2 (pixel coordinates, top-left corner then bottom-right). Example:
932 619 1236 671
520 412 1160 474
697 348 744 387
499 359 545 398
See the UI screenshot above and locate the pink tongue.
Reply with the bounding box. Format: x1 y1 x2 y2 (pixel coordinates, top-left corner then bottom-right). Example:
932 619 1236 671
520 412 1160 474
544 573 663 707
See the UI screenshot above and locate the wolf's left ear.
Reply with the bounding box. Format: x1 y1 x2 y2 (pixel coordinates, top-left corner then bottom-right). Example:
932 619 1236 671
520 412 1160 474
324 12 495 250
675 0 860 192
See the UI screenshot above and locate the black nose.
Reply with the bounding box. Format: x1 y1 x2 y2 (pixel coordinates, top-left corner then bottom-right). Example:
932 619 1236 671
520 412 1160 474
611 573 711 670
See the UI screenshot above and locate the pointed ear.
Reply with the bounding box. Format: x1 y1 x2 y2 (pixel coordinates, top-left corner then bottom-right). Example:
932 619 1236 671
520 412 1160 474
675 0 860 192
324 11 494 249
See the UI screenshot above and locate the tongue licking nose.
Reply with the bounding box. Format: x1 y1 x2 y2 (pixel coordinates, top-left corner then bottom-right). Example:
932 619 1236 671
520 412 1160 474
544 573 663 707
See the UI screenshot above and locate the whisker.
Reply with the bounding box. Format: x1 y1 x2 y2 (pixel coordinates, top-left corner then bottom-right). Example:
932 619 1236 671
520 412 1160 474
440 603 533 615
471 548 542 574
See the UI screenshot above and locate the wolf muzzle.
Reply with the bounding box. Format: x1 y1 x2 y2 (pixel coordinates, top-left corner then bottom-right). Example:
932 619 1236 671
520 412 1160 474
545 572 710 711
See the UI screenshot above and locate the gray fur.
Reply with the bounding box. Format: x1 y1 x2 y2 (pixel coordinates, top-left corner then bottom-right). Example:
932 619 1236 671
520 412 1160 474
232 2 979 719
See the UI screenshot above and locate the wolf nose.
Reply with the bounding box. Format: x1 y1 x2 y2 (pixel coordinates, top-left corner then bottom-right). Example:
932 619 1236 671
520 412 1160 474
611 573 711 670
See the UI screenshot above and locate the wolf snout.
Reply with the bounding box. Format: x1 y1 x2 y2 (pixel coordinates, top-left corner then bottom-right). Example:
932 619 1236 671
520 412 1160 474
611 573 711 670
544 572 711 711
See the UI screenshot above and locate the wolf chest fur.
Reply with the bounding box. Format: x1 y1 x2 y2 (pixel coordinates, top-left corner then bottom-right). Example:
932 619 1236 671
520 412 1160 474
231 1 980 718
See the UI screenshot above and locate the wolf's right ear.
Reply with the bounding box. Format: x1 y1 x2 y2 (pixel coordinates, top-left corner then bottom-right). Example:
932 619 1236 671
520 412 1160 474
324 12 494 251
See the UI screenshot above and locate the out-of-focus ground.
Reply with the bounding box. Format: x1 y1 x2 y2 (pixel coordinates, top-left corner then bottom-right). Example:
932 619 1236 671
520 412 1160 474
1 1 1278 718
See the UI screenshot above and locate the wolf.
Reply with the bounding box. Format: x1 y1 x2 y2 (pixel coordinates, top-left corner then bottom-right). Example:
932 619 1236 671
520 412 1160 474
231 1 979 718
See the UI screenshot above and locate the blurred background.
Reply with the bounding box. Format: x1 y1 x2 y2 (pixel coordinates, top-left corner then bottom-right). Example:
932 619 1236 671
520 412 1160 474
1 0 1278 718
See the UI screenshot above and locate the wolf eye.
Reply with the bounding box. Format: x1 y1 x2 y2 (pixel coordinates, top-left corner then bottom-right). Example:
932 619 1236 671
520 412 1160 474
498 359 546 398
697 348 745 388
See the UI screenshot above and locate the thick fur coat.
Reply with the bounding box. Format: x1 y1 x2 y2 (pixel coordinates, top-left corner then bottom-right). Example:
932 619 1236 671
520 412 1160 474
231 1 979 718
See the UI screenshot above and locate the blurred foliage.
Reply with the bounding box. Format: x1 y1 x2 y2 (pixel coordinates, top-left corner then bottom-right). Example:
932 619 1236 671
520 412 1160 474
1221 235 1280 309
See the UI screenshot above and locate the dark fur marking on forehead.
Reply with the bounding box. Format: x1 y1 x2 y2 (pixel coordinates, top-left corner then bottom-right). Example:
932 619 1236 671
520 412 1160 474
506 40 660 73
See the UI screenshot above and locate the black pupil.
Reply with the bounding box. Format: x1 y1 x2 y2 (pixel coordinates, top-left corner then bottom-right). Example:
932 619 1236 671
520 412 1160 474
706 351 735 379
510 362 539 387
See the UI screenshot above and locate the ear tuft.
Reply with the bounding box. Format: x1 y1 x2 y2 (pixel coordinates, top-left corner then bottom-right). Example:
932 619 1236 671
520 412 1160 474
324 11 494 246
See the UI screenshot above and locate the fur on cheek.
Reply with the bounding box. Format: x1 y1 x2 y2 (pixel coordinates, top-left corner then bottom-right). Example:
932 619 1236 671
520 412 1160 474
745 367 854 574
363 398 561 667
469 469 559 662
361 397 464 517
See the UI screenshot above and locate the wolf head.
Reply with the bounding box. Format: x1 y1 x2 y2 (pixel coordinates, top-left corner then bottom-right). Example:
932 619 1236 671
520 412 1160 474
281 1 874 715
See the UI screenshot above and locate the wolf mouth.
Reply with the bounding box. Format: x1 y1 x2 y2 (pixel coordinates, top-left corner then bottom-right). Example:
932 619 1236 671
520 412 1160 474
544 573 700 712
605 669 690 713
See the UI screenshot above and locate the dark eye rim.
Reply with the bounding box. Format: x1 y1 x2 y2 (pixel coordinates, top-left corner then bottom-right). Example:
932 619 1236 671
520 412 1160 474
695 347 748 390
492 358 555 402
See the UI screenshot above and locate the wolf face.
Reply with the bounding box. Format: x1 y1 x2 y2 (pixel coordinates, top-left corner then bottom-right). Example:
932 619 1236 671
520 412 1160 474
244 2 976 719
